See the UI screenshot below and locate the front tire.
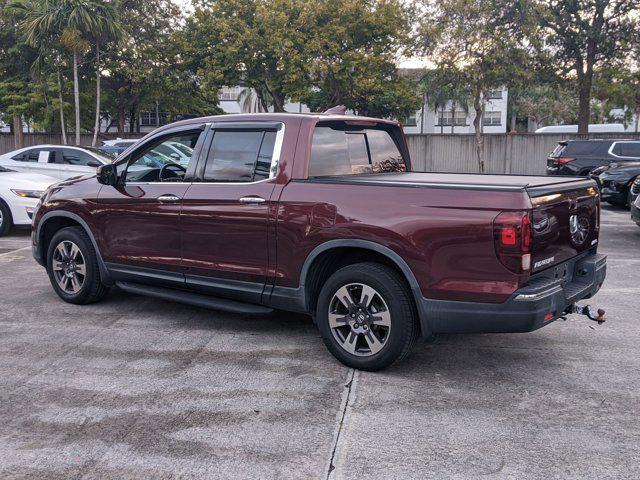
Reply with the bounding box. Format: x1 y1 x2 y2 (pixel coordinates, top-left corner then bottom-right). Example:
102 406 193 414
0 201 12 237
316 262 419 371
46 227 109 304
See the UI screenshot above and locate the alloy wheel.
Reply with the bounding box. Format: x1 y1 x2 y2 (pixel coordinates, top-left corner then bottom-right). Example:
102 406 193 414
328 283 391 357
52 240 86 294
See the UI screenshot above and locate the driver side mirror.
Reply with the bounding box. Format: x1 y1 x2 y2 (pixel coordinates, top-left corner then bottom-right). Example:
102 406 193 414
87 160 102 168
97 164 118 186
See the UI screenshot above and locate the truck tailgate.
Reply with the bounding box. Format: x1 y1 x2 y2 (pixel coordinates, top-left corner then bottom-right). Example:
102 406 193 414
527 180 599 273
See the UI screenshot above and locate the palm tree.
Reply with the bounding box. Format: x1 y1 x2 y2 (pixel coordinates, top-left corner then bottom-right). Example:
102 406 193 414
12 0 122 146
89 3 122 146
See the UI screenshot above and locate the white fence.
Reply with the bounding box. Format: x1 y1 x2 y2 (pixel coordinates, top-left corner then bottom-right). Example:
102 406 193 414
406 133 640 175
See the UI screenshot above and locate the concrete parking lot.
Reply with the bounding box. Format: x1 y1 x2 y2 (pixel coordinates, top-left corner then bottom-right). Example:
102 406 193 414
0 206 639 480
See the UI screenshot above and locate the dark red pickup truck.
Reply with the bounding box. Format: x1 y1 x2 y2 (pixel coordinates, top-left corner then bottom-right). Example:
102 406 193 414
32 113 607 370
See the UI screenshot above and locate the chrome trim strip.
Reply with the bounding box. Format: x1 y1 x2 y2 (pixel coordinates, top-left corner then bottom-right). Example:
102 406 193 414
514 285 563 302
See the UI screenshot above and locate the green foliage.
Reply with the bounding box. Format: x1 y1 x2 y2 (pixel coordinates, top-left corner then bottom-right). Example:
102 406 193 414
300 0 421 118
537 0 638 132
185 0 421 118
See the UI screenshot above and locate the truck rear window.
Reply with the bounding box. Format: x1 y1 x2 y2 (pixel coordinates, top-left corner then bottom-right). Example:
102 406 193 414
309 126 406 177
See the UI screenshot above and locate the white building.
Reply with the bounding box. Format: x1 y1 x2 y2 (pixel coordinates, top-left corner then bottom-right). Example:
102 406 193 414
402 88 509 134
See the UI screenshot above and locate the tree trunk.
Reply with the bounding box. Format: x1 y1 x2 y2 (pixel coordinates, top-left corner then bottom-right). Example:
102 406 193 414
439 106 444 134
509 95 517 133
472 82 485 174
57 70 67 145
73 49 81 145
92 44 101 147
118 104 125 134
634 92 640 133
450 102 455 134
12 115 24 149
577 37 597 135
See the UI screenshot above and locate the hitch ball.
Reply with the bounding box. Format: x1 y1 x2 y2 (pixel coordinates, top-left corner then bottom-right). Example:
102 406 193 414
572 304 606 324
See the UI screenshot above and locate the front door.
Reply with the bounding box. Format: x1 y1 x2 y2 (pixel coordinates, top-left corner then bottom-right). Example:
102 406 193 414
95 126 206 285
180 122 283 303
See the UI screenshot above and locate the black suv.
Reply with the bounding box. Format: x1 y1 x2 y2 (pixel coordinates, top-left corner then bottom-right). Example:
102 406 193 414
547 139 640 176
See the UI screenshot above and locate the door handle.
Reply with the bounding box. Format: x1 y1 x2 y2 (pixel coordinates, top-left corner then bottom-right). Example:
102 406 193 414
157 194 180 203
239 196 266 204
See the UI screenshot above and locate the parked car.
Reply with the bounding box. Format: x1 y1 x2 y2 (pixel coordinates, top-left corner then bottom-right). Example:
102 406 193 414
102 138 138 148
536 124 625 134
0 165 57 236
590 161 640 207
630 177 640 226
547 139 640 176
32 113 607 370
0 145 110 180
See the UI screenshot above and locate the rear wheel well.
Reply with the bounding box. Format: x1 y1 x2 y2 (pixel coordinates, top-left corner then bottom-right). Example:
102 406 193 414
40 217 84 261
304 247 419 328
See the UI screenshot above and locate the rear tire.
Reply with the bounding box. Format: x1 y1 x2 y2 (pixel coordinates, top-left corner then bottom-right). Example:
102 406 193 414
316 262 419 371
46 227 109 304
0 201 12 237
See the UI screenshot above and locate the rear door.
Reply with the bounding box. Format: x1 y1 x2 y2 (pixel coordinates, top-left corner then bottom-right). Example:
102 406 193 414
180 122 284 303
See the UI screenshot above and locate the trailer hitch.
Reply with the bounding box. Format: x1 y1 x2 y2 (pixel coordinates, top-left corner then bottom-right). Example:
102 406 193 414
564 304 606 325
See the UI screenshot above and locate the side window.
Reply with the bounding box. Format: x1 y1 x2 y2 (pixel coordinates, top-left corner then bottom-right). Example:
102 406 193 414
125 130 202 183
59 149 95 166
308 126 406 177
202 129 276 182
620 142 640 158
11 149 40 162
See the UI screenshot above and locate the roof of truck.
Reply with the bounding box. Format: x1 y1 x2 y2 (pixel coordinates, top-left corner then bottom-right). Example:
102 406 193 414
159 112 400 131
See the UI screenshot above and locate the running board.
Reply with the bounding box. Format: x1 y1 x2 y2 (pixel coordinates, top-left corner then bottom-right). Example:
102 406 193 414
116 281 274 315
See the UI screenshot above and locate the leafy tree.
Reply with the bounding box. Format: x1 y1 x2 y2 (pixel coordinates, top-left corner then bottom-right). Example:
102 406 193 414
300 0 420 119
419 0 534 172
11 0 124 145
517 84 578 129
184 0 312 113
102 0 217 134
538 0 637 133
0 2 41 148
185 0 420 118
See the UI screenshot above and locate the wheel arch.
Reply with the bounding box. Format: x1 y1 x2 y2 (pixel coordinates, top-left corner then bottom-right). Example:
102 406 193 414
36 211 112 285
299 240 428 336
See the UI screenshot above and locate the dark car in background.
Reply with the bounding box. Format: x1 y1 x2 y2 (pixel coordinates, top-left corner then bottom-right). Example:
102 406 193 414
590 161 640 207
547 139 640 177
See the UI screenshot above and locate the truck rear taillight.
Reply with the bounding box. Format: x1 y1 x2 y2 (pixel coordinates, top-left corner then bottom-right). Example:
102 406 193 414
494 211 532 274
555 157 575 164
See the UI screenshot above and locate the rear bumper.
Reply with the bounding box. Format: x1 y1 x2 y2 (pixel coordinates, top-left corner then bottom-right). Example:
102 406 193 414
419 252 606 334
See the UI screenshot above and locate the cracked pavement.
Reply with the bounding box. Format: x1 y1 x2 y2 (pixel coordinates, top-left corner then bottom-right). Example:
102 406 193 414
0 205 639 479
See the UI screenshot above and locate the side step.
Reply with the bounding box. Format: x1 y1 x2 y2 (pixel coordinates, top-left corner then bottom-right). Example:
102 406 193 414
116 281 274 315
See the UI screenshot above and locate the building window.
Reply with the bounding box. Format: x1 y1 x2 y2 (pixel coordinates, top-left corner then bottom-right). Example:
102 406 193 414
486 89 503 100
483 111 501 126
401 114 417 127
140 111 168 127
219 86 242 101
437 110 467 126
